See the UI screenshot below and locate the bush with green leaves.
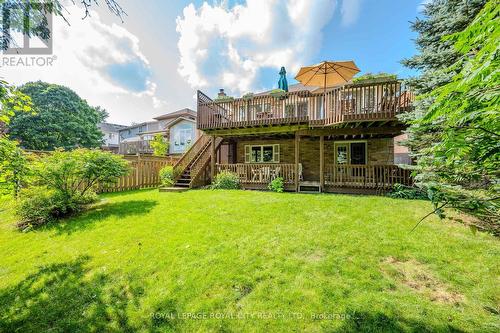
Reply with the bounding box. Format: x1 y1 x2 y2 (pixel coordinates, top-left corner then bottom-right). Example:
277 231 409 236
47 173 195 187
268 177 284 193
0 137 31 197
16 149 129 229
16 187 98 230
387 184 428 200
151 134 169 156
211 171 240 190
159 165 174 186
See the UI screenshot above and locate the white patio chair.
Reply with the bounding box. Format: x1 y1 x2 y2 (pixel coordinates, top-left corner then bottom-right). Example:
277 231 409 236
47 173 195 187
272 166 281 180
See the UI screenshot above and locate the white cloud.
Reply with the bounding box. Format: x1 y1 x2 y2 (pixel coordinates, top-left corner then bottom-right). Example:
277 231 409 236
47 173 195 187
176 0 337 96
340 0 361 27
417 0 432 13
1 5 168 124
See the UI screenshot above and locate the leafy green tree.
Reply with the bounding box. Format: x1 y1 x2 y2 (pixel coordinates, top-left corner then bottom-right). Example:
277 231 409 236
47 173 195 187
0 80 32 135
403 0 499 231
8 82 107 150
150 134 169 156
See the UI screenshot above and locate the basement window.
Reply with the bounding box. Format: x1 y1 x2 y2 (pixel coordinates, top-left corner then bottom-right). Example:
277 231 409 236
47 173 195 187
245 145 280 163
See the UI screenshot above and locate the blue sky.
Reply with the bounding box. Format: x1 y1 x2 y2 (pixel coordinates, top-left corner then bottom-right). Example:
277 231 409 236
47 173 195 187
5 0 425 124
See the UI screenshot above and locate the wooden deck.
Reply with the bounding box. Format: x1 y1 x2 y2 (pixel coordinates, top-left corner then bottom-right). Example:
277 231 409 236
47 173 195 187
197 80 413 131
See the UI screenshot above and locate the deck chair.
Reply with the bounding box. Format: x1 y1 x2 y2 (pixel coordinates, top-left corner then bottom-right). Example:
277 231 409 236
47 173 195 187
272 166 281 180
262 167 271 182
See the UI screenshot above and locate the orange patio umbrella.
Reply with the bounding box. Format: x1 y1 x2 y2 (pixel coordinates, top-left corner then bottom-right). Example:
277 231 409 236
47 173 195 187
295 60 360 115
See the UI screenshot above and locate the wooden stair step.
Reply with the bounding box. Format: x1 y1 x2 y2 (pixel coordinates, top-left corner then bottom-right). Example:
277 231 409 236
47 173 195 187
159 187 189 193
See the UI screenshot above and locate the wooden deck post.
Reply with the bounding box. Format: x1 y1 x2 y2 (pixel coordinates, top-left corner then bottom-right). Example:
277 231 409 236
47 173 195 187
295 132 300 192
320 135 324 192
210 136 216 182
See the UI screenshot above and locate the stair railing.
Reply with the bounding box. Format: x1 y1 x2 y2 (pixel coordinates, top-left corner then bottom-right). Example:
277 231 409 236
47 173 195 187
172 134 210 180
189 137 223 187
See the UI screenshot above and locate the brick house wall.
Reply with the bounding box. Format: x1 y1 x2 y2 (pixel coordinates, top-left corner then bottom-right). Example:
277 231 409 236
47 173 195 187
230 136 394 181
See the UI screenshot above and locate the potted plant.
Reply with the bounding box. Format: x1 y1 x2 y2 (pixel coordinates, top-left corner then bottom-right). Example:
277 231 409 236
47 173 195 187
269 88 287 99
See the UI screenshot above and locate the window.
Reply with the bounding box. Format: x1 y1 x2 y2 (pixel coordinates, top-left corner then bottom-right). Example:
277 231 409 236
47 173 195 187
170 122 194 154
245 145 280 163
334 141 367 165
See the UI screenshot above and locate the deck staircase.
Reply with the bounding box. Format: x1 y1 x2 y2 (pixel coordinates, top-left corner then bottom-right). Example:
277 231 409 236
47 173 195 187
169 134 223 189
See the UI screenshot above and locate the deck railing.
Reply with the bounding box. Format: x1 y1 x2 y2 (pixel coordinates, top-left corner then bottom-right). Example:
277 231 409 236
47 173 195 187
198 80 413 130
119 140 153 155
325 164 412 189
216 163 296 184
216 163 412 190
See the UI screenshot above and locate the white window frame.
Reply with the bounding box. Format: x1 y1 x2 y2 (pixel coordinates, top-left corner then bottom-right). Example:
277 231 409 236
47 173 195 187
334 140 368 165
244 144 280 163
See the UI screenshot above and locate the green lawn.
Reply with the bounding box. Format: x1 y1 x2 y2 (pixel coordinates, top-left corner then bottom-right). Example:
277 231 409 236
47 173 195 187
0 190 498 332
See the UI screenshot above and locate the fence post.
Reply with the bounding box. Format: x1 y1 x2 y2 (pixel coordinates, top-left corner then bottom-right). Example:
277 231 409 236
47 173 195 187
136 153 141 189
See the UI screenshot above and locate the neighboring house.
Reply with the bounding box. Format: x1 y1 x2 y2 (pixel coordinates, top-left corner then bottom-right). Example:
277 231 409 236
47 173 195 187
98 123 127 153
118 108 198 155
171 77 415 192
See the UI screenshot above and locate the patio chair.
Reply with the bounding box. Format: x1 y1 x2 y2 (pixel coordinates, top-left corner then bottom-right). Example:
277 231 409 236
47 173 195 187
262 167 271 182
272 166 281 180
251 167 259 182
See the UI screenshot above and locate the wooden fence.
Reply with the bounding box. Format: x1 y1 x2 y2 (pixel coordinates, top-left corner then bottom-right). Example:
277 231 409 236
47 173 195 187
99 155 179 193
23 150 179 193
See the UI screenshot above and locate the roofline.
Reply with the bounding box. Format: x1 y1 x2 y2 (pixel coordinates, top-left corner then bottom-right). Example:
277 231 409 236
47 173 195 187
118 121 158 131
165 116 196 128
153 108 197 121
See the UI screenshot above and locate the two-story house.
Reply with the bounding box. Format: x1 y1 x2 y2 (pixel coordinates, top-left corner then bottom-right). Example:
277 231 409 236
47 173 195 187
171 77 414 193
118 108 199 155
98 122 127 153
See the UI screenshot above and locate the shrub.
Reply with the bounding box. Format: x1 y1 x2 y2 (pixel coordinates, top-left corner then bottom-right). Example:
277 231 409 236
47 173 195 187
269 89 286 98
268 177 284 193
387 184 429 200
33 149 130 196
15 149 129 229
211 171 240 190
151 134 169 156
16 187 98 230
159 165 174 186
352 72 397 83
0 137 30 197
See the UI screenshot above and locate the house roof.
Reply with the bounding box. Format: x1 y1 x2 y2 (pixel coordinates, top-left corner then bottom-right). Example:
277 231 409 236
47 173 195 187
165 116 196 128
99 122 127 132
140 117 196 135
119 121 159 132
153 108 197 121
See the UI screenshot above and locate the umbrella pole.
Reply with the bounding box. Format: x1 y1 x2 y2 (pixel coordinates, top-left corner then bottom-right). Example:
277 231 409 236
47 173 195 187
323 69 327 120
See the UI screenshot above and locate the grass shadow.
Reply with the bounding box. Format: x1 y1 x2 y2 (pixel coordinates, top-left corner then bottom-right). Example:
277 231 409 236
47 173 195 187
334 310 465 333
0 256 144 332
49 199 158 235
